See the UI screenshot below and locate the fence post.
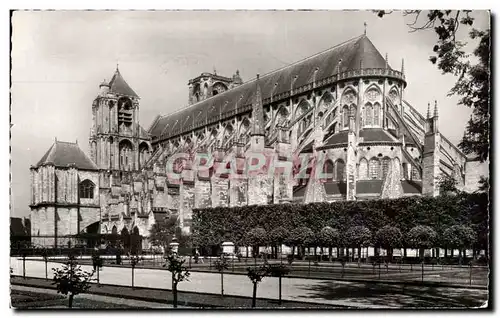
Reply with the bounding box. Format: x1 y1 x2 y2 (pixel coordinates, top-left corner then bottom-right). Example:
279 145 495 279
469 264 472 286
22 254 26 279
421 260 424 283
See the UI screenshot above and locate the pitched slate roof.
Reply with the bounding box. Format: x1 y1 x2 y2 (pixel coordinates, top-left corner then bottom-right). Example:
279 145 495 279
359 128 397 142
109 68 138 98
324 181 347 195
35 140 98 170
401 180 422 193
323 130 349 147
356 180 383 194
150 34 392 140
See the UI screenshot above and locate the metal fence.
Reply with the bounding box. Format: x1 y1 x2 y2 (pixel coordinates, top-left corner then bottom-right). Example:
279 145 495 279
12 252 488 288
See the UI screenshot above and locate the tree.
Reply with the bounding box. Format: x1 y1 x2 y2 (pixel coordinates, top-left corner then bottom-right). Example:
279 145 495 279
438 174 460 195
268 226 289 258
374 226 403 262
214 255 229 297
130 254 142 289
442 225 476 263
477 176 489 193
149 215 179 251
246 265 271 308
316 226 340 261
164 253 190 308
407 225 437 259
38 248 50 280
287 227 315 259
376 10 490 162
91 248 103 286
52 255 94 308
244 227 268 258
344 226 372 262
268 264 290 305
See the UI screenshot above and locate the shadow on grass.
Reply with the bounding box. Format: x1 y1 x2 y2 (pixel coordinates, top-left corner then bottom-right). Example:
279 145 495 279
292 280 488 308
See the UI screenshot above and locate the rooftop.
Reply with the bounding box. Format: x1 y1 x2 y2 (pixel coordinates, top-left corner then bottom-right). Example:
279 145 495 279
149 34 398 141
34 140 98 170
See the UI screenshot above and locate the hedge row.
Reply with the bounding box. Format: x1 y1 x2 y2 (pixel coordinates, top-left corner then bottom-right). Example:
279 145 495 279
192 192 488 248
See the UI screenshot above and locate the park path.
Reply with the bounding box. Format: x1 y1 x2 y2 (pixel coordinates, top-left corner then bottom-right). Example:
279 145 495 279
9 257 382 308
10 257 486 308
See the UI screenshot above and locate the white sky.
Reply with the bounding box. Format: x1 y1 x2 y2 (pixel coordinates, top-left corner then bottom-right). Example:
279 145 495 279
10 10 490 217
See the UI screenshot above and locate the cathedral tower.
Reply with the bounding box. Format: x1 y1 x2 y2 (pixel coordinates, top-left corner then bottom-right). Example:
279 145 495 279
89 67 152 175
187 70 243 105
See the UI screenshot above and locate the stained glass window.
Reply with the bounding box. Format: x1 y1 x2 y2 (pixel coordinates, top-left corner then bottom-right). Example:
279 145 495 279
369 158 380 179
382 157 390 179
374 103 380 126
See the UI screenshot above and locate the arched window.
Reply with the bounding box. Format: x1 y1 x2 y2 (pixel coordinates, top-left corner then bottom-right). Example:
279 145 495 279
350 104 357 117
117 97 133 128
359 158 368 180
365 103 373 126
336 159 345 181
342 106 349 128
369 158 380 179
374 103 380 126
139 142 150 169
119 139 134 170
111 225 118 235
323 159 334 181
381 157 391 179
79 179 95 199
411 166 420 180
402 163 408 179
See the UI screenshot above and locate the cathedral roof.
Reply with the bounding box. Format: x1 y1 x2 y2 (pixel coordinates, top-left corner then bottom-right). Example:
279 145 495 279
356 180 383 194
322 128 397 148
150 34 392 140
109 68 139 98
35 140 98 170
401 180 422 193
359 128 397 142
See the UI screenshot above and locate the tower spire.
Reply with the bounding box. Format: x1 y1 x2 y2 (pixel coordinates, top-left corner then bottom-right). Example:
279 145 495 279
434 100 438 117
385 53 388 69
251 74 265 136
364 22 367 36
401 58 405 74
427 102 431 119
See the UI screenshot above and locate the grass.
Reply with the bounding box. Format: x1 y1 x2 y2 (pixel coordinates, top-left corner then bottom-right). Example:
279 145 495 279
11 289 150 309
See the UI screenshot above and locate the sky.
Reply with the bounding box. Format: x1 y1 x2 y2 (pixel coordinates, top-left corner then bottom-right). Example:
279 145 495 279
10 10 490 217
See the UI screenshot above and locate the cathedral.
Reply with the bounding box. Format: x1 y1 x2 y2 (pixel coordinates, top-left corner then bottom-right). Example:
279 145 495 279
29 34 485 248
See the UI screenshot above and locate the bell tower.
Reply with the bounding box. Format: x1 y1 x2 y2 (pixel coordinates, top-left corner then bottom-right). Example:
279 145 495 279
89 66 148 173
187 70 243 105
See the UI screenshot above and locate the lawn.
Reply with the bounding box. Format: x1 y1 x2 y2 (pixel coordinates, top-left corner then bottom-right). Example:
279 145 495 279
10 289 149 309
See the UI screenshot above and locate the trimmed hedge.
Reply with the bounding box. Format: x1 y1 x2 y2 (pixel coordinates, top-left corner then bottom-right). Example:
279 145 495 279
192 192 488 250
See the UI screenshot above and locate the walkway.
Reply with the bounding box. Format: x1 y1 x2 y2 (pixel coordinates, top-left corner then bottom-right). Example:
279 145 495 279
10 257 487 308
